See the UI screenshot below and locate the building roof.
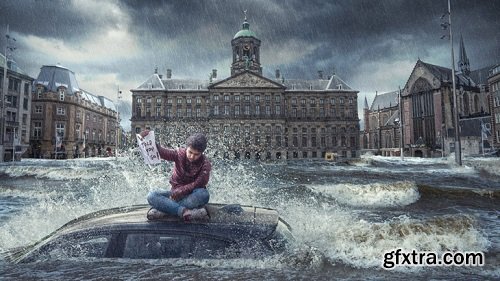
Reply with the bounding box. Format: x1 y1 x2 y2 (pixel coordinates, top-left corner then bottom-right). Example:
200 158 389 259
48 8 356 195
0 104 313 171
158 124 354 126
35 65 81 94
34 64 116 111
136 73 166 90
135 70 356 93
469 65 495 85
233 18 257 39
280 74 354 91
0 53 29 76
370 90 399 111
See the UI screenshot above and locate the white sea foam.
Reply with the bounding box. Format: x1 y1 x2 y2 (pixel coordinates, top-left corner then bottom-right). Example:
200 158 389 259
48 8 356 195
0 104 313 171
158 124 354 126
282 202 491 269
308 181 420 208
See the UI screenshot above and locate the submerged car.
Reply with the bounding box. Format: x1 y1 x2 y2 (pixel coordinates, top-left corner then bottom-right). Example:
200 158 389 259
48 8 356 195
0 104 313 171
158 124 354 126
5 203 295 263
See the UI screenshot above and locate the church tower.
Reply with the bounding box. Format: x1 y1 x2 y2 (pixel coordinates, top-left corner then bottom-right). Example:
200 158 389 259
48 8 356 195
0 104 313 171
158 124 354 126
457 35 470 76
231 12 262 76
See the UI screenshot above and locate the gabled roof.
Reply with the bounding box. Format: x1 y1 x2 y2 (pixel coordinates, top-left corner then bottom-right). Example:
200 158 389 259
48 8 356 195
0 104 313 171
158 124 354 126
370 90 399 111
136 73 165 90
326 74 353 90
210 70 285 89
279 73 354 91
407 60 491 90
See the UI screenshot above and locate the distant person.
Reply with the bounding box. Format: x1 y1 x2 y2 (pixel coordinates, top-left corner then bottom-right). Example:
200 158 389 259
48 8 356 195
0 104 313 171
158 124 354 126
141 131 211 221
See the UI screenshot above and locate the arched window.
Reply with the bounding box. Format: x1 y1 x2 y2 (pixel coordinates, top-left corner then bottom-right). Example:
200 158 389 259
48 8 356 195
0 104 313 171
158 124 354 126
473 94 480 113
463 92 469 116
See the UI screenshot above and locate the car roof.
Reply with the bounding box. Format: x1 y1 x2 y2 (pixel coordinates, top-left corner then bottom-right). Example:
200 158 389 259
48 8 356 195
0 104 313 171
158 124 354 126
55 204 280 239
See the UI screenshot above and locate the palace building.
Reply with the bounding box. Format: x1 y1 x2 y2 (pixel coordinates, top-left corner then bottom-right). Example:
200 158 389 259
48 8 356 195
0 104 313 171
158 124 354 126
131 17 360 160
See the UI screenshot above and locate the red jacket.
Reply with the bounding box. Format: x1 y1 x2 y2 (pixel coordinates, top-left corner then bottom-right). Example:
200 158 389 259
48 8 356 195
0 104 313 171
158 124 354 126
156 146 211 199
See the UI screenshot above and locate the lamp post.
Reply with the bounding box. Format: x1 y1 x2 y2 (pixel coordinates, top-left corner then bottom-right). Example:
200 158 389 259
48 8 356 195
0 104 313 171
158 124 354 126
442 0 462 165
115 86 122 161
398 86 404 160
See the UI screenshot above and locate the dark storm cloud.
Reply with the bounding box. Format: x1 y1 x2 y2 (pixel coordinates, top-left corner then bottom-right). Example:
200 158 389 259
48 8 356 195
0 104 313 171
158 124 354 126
0 0 499 129
0 0 121 41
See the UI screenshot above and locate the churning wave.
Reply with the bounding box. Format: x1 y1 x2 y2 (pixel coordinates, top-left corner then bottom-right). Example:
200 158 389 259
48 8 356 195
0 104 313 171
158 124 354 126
307 181 420 208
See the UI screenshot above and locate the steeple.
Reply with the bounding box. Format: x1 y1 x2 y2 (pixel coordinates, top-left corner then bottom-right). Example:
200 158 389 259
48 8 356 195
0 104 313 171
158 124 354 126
364 96 369 109
458 34 470 76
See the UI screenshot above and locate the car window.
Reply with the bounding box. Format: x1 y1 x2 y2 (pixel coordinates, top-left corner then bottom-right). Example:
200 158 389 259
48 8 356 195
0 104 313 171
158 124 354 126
122 233 231 259
39 234 111 259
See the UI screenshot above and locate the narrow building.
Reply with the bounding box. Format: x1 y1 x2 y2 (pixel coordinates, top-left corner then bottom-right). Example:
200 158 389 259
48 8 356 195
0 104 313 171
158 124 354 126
0 54 34 161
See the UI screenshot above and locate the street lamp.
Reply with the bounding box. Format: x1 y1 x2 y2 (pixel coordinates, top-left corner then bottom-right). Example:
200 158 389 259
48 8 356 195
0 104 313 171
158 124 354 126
115 86 122 161
398 86 404 160
441 0 462 165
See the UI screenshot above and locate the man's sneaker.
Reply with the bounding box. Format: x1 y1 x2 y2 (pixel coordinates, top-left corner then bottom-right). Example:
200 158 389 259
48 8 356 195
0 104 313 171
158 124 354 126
147 208 167 220
183 207 208 221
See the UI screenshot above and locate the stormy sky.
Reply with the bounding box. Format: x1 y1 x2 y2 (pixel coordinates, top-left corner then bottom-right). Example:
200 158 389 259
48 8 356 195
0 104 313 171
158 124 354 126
1 0 499 130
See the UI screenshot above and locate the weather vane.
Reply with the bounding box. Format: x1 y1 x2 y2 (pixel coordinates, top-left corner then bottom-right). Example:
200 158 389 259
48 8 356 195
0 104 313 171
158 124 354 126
243 9 247 20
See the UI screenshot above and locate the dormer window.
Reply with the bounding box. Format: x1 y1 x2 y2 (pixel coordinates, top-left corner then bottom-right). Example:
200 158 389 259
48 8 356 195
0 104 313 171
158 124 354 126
58 88 66 101
37 87 43 99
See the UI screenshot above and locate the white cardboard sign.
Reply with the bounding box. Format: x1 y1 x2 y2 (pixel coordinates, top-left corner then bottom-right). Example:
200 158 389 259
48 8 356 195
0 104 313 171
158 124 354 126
136 131 161 165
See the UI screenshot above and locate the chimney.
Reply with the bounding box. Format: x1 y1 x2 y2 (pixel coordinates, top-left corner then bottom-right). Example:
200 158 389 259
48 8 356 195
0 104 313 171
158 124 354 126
318 70 324 79
275 69 281 79
212 69 217 79
166 69 172 79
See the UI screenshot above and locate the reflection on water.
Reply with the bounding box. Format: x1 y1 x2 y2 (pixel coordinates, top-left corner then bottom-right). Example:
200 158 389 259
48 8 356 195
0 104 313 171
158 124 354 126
0 154 499 280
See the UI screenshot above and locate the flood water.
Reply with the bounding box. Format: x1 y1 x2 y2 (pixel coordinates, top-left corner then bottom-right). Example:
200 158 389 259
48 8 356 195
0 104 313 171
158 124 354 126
0 153 499 280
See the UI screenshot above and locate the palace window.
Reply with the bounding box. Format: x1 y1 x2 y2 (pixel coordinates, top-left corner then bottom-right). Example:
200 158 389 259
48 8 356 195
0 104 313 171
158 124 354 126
35 105 43 114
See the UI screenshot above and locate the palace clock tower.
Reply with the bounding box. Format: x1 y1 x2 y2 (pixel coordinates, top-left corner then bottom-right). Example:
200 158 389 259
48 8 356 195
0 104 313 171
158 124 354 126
230 12 262 76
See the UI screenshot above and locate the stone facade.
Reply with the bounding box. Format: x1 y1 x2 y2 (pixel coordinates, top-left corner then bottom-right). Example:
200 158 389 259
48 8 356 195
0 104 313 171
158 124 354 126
360 91 402 156
488 64 500 151
0 55 34 161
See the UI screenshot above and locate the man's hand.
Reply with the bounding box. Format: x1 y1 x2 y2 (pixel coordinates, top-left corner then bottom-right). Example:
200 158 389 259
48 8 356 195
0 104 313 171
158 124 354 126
170 189 183 201
139 130 150 138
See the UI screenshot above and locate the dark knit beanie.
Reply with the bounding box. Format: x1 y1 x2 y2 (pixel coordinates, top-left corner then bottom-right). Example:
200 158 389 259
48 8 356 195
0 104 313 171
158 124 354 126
186 133 207 152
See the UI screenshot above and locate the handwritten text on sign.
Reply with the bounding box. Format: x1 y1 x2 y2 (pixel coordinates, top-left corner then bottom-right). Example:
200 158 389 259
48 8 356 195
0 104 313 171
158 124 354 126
136 131 161 165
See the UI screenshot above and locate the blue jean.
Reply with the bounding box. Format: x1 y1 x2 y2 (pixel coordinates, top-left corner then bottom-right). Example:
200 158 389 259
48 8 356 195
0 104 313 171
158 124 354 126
147 188 209 218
